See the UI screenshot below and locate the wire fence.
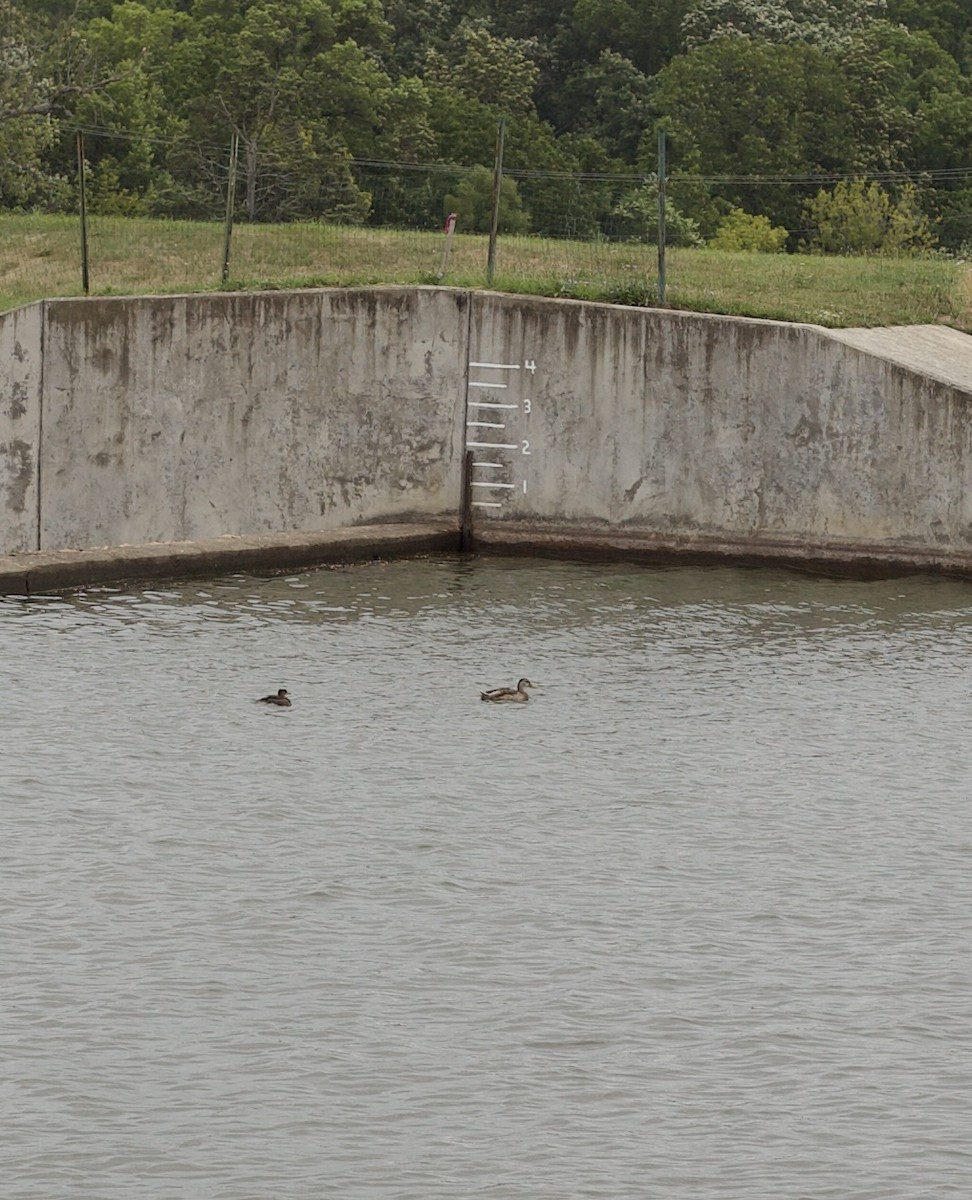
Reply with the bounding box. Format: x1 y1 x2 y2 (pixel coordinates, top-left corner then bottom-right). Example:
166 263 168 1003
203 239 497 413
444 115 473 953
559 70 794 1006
8 121 970 311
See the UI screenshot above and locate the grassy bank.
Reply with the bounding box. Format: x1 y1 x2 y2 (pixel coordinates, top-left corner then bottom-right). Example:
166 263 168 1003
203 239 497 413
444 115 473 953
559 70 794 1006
2 212 970 330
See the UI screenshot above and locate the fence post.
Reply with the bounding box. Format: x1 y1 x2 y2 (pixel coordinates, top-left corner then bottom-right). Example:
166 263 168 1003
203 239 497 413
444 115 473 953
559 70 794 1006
657 127 667 306
76 131 90 296
486 117 505 286
221 130 240 284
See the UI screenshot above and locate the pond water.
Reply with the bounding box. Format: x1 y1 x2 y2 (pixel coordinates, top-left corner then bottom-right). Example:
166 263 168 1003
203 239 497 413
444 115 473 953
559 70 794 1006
3 554 971 1199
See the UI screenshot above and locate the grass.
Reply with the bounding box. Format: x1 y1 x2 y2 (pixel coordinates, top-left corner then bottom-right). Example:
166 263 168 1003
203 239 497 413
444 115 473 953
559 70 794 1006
2 211 970 331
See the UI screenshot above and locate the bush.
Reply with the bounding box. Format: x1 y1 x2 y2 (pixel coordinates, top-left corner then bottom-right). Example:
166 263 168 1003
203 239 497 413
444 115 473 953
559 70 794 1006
709 207 788 252
444 165 531 234
803 179 937 257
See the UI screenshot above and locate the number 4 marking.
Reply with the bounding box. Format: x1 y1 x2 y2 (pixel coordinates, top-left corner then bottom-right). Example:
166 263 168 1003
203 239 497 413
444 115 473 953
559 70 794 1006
524 359 537 374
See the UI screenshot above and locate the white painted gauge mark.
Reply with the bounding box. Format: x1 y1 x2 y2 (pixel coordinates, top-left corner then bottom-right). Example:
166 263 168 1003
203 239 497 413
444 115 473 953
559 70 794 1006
464 355 537 514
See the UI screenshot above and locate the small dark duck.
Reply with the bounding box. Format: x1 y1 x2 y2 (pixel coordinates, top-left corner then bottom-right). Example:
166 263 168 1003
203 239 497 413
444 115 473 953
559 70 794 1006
480 678 536 703
259 688 291 707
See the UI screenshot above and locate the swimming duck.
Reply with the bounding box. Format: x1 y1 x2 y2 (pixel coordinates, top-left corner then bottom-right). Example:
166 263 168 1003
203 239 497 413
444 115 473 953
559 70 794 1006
480 678 536 703
259 688 292 707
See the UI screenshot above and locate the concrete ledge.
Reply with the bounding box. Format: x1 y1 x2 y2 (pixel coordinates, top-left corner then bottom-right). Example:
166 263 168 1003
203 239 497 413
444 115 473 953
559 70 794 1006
473 523 972 580
6 519 971 597
0 524 459 595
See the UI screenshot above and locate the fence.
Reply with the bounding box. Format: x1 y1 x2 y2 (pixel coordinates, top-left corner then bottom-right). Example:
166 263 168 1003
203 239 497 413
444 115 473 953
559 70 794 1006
3 121 963 316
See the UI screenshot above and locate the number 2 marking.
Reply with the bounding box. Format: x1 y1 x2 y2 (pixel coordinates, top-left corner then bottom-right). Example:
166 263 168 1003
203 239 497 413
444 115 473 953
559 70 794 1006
521 439 531 455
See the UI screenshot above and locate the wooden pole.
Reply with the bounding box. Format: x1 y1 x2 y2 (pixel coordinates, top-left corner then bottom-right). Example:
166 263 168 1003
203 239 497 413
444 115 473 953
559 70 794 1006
486 118 505 286
76 131 90 296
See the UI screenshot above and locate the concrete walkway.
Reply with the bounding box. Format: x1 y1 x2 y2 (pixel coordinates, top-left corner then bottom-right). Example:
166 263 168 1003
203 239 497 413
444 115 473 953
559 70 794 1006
826 324 972 391
0 524 458 596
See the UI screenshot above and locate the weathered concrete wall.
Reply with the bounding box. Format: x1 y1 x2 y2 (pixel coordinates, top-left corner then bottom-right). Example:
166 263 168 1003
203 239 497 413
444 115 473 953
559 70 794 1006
0 303 41 553
5 286 972 575
36 286 468 551
466 295 972 559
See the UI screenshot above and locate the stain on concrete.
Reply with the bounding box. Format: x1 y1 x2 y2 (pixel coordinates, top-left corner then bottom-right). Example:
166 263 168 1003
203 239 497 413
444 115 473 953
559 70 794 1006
1 440 33 513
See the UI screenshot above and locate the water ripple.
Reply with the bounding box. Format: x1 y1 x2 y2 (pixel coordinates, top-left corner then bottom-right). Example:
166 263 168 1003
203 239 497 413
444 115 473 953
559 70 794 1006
3 558 972 1198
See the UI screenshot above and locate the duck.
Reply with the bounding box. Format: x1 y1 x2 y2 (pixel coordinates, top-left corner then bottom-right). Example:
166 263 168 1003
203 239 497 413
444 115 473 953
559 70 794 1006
259 688 292 707
480 678 536 703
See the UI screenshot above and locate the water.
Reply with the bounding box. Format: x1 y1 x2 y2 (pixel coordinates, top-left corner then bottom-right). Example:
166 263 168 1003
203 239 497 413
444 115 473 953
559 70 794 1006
3 555 972 1199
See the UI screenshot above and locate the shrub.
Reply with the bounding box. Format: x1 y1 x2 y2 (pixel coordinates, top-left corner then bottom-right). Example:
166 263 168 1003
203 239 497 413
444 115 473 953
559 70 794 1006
803 179 937 257
709 207 788 252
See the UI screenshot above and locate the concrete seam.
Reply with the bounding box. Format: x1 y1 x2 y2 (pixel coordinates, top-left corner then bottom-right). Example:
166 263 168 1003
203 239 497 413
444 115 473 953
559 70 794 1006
36 299 45 558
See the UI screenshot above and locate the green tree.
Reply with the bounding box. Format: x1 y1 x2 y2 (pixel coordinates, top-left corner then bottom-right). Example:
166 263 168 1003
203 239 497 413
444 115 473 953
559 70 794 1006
443 163 530 233
608 179 704 245
650 34 907 235
424 17 540 116
886 0 971 64
0 0 59 206
682 0 887 49
566 0 696 78
563 50 652 163
803 178 936 255
172 0 396 220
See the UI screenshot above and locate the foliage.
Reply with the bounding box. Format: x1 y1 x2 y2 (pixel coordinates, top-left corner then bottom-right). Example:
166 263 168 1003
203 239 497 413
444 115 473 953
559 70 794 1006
609 180 704 246
710 207 788 251
443 164 530 233
4 0 972 252
681 0 888 50
803 178 937 256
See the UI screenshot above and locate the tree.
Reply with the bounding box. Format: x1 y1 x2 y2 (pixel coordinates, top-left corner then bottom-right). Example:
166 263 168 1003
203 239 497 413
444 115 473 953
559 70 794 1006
565 0 696 77
172 0 396 220
608 179 704 245
681 0 888 50
0 1 59 206
562 50 652 162
803 178 936 255
443 163 530 233
424 17 540 117
649 34 910 236
0 0 141 209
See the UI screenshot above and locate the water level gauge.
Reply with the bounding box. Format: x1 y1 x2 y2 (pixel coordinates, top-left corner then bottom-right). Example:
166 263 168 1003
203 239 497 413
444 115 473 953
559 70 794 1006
464 357 536 512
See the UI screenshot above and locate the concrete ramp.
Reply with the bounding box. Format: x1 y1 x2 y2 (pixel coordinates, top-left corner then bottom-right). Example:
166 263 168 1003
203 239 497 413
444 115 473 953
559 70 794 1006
826 324 972 392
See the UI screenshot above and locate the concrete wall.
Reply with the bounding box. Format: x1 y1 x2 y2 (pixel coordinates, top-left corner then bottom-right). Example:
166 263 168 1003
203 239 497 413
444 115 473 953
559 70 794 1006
467 295 972 558
4 285 972 570
0 303 41 553
1 286 469 554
